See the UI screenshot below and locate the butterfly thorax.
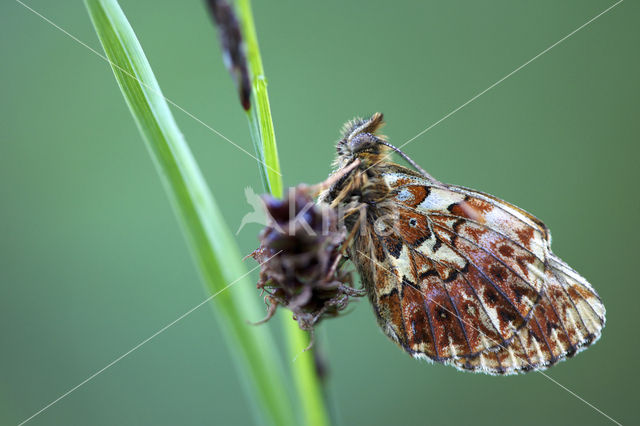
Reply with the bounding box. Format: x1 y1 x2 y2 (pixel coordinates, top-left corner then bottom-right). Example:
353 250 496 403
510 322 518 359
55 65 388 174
319 112 398 237
318 113 411 311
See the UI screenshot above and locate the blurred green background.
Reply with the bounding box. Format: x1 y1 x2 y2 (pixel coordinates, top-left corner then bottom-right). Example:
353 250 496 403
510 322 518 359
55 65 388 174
2 0 638 425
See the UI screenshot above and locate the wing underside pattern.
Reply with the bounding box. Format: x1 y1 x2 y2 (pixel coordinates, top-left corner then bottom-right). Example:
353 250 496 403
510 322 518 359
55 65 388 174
353 169 605 374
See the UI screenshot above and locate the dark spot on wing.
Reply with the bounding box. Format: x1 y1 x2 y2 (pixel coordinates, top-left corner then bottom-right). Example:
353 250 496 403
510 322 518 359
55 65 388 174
450 218 465 246
412 235 428 248
514 287 523 303
436 307 449 320
383 236 403 258
433 236 442 252
419 269 439 281
489 265 507 281
530 330 541 342
452 218 465 233
499 309 516 324
401 276 420 291
443 269 459 283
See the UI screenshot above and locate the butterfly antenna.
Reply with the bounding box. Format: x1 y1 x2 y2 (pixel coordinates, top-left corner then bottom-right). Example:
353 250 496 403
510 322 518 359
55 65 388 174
377 140 439 182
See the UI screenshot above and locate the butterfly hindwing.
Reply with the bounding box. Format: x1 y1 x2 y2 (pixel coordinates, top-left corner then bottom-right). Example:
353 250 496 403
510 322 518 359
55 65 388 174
452 258 605 373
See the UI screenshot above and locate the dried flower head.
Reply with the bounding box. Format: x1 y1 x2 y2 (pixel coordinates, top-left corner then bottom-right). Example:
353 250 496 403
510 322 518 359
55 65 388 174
205 0 251 110
250 185 364 335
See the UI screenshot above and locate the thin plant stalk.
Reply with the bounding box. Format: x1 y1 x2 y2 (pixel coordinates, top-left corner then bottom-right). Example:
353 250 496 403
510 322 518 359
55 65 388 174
85 1 295 425
236 0 282 199
234 1 330 425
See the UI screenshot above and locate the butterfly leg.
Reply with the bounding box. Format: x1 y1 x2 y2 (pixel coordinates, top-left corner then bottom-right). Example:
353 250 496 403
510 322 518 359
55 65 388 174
250 295 279 325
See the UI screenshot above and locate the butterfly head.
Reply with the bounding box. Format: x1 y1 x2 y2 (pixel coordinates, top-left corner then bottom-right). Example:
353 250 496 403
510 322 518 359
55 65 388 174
335 112 391 168
334 112 437 182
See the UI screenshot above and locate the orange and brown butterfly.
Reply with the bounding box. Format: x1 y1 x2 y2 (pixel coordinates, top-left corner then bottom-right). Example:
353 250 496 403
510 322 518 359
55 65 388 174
318 112 605 374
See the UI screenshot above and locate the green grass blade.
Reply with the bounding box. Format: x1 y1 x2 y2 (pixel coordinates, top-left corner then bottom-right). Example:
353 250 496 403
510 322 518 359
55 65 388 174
235 1 330 425
84 1 295 425
236 0 282 199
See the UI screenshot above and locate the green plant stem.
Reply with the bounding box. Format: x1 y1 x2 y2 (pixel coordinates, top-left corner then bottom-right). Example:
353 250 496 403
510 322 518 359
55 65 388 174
236 0 282 199
85 1 295 425
234 1 330 425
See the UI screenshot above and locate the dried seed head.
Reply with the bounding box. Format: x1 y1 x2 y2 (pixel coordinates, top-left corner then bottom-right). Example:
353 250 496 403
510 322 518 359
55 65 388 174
206 0 251 110
250 186 364 334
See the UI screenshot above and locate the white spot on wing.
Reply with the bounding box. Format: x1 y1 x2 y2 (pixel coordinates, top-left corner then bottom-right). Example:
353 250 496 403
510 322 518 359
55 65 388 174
395 188 414 203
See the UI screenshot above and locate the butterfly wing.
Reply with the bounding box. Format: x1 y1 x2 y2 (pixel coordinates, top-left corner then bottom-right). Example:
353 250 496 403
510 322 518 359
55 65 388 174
451 254 605 373
352 166 605 374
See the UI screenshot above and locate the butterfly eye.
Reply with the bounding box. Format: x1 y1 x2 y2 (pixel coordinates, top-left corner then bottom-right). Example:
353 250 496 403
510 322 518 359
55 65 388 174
348 133 377 153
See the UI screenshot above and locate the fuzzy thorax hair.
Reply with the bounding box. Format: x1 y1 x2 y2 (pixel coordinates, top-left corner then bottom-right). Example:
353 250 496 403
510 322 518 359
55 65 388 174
334 112 391 170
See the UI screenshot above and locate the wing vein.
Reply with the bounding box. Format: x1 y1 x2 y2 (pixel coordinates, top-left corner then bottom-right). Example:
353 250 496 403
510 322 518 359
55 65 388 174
429 220 541 296
409 247 510 355
408 250 475 358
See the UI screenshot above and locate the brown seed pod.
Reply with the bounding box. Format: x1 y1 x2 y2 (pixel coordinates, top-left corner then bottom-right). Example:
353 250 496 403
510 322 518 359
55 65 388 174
250 185 364 336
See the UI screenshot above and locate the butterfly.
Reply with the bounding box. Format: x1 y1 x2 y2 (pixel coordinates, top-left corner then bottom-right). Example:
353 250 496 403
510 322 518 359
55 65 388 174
318 113 605 374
